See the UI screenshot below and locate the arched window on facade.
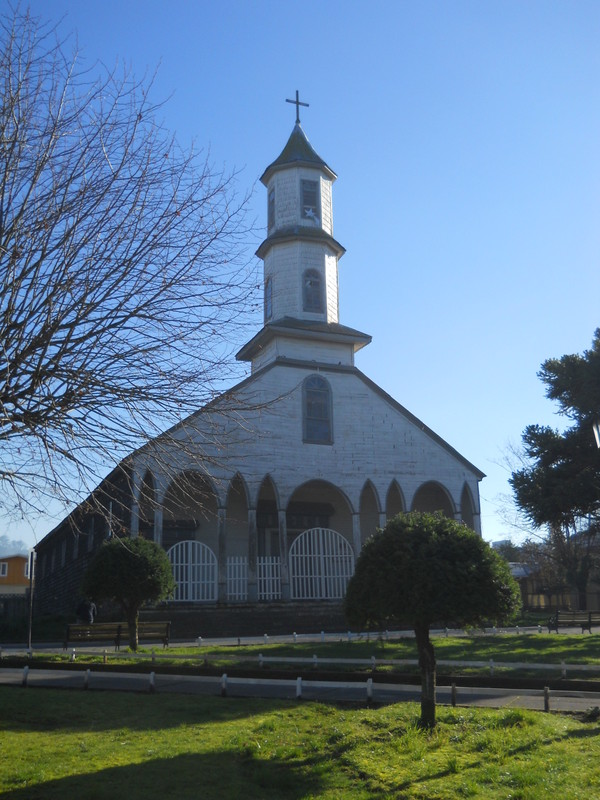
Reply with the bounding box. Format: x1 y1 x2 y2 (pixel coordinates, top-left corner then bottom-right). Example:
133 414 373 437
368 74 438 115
303 269 323 313
264 276 273 321
303 375 332 444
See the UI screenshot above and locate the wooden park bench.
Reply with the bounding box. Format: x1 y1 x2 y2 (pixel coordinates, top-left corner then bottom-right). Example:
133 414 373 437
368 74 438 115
63 620 171 650
547 610 600 634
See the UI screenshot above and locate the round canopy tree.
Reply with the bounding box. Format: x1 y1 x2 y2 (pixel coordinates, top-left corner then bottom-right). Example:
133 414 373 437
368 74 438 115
345 512 520 728
82 536 175 650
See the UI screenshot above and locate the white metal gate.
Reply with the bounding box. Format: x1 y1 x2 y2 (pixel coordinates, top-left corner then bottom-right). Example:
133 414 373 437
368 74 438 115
167 540 217 602
226 556 248 601
289 528 355 600
257 556 281 600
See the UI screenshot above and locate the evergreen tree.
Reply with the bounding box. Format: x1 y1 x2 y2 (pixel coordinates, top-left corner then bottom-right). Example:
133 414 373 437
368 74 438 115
510 330 600 608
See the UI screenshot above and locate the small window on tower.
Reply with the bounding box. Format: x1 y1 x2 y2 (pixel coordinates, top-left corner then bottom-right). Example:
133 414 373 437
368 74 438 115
301 179 319 223
268 188 275 230
265 276 273 321
303 269 323 313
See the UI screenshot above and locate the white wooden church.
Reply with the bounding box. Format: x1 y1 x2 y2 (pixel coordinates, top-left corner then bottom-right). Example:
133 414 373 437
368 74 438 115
35 102 484 622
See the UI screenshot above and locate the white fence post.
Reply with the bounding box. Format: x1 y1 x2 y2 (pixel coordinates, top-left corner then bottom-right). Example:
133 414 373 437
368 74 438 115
312 654 318 669
149 672 155 693
366 678 373 703
296 677 302 699
221 673 228 697
22 665 29 686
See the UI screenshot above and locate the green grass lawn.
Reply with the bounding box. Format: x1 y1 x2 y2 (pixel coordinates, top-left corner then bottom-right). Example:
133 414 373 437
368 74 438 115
1 685 599 799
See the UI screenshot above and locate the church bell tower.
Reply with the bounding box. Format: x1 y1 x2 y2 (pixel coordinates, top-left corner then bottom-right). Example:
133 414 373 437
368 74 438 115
237 93 370 372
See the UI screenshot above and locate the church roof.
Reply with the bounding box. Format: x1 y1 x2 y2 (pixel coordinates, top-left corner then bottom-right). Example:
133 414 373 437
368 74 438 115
236 317 372 362
260 123 337 185
256 225 345 260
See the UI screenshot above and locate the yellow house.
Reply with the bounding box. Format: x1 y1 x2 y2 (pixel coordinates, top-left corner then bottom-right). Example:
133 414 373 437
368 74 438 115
0 554 30 595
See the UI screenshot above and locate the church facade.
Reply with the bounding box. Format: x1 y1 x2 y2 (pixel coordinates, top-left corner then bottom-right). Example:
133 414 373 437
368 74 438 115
34 115 484 619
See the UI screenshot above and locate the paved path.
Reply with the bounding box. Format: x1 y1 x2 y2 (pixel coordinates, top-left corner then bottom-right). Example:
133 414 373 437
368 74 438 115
2 666 599 715
2 623 573 655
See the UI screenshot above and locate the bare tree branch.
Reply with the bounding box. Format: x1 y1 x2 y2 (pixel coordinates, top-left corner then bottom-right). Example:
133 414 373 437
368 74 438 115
0 7 258 521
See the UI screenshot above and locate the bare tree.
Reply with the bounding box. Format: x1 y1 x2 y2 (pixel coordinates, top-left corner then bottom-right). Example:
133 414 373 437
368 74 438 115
0 7 256 520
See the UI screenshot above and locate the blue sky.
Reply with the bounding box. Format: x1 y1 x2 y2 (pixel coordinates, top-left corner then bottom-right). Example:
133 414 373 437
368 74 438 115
9 0 600 549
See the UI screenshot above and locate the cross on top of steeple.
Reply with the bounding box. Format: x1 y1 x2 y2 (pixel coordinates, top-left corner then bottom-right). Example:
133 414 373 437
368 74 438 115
286 90 309 124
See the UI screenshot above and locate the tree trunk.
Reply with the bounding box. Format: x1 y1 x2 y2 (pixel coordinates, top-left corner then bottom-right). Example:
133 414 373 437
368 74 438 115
414 623 436 729
127 610 139 651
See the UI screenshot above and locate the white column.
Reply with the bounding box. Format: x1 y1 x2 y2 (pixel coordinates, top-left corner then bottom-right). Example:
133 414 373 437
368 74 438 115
352 513 361 555
247 509 258 602
278 510 290 600
130 498 140 538
129 469 143 538
218 507 227 601
153 506 163 546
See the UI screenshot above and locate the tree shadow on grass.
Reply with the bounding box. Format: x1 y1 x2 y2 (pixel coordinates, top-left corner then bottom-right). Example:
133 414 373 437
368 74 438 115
0 749 325 800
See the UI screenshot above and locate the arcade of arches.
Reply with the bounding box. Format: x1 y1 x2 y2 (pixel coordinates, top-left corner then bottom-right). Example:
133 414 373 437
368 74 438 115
134 470 477 603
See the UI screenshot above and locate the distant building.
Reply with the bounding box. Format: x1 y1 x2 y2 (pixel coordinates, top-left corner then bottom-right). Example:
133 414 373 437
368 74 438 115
34 110 484 630
0 554 29 596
